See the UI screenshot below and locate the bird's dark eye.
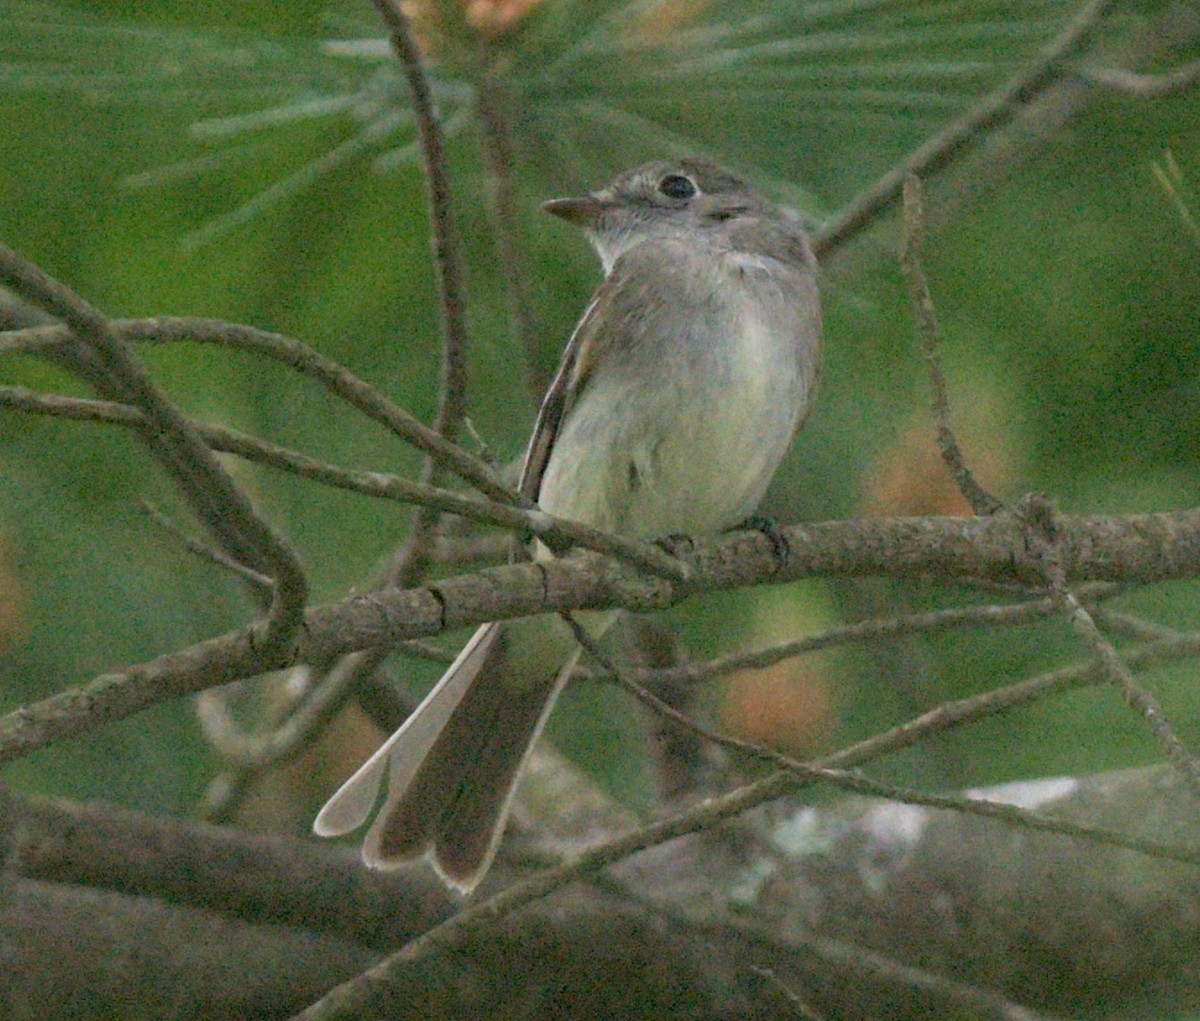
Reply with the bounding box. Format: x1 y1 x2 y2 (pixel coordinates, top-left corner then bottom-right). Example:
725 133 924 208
658 174 697 200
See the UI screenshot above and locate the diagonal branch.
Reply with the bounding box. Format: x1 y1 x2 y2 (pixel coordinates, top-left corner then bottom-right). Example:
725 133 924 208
565 617 1199 867
1059 582 1200 799
813 0 1121 257
1016 496 1200 801
0 384 687 581
0 244 308 652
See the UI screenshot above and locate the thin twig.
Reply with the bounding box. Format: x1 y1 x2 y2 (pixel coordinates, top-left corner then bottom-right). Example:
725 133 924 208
565 618 1200 867
814 0 1121 257
0 385 688 581
1153 150 1200 243
751 967 828 1021
1090 607 1183 643
612 584 1117 687
196 642 444 781
196 768 257 823
1013 495 1200 801
263 585 1113 786
377 0 474 586
196 660 356 768
901 175 1003 515
197 668 315 824
0 244 307 652
1 318 514 505
371 0 470 438
1083 58 1200 97
197 652 430 822
140 501 274 591
752 941 1051 1021
1058 584 1200 801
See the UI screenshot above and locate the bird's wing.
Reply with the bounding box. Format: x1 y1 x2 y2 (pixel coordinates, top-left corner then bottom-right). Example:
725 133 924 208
517 245 662 501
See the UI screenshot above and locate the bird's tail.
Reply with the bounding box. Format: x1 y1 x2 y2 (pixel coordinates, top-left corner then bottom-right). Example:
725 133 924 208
314 615 577 893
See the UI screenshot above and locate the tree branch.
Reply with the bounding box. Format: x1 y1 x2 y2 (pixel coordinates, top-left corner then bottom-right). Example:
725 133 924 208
901 174 1004 515
1083 57 1200 97
0 384 687 581
5 509 1200 764
0 246 309 650
813 0 1121 257
371 0 471 440
7 792 453 947
292 764 1200 1020
0 317 514 504
7 772 1200 1020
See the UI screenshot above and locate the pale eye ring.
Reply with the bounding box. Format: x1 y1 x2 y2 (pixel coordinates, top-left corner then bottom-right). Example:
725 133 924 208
658 173 697 200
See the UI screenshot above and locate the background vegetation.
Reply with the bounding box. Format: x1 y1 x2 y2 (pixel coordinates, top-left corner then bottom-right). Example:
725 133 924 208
1 3 1199 1014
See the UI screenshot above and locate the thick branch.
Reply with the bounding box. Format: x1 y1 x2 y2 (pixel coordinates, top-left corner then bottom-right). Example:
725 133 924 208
1 878 375 1021
728 767 1200 1020
10 768 1198 1021
5 508 1200 764
7 793 452 948
292 765 1200 1020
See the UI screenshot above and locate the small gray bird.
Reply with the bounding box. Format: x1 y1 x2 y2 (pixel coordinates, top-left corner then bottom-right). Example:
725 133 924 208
314 157 823 892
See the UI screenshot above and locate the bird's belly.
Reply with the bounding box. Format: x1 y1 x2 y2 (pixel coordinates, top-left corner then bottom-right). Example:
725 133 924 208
539 325 802 539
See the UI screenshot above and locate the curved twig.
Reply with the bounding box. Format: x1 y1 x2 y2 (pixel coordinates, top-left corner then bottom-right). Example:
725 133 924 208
900 175 1004 515
371 0 470 438
0 318 515 505
1083 58 1200 98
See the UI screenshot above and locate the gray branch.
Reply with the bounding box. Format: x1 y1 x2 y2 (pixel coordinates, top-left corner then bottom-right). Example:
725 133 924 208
5 766 1196 1020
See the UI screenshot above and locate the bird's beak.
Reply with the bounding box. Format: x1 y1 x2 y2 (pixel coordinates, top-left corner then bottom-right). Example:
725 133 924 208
541 193 607 228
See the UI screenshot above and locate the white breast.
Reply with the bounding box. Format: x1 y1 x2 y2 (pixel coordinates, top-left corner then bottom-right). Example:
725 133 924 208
538 244 816 541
